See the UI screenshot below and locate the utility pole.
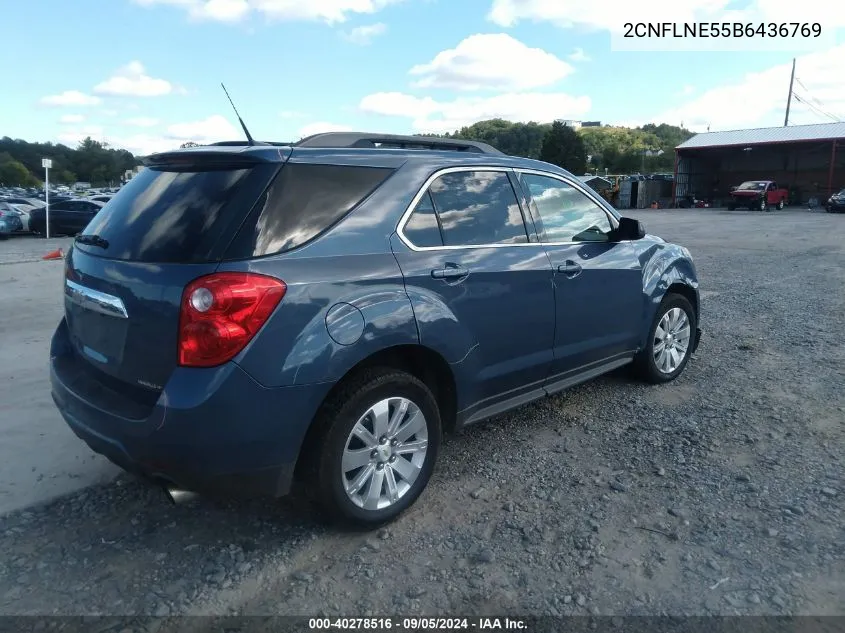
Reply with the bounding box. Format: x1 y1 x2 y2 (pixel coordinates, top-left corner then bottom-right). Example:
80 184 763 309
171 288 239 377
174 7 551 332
784 57 796 126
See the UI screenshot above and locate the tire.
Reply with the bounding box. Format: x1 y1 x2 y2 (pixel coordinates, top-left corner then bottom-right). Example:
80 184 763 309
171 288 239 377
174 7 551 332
309 368 441 528
777 200 784 210
758 197 768 212
632 294 697 384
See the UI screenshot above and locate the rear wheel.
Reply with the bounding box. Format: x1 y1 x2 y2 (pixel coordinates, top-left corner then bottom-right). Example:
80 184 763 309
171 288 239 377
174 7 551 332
309 368 441 528
632 294 697 384
777 199 785 210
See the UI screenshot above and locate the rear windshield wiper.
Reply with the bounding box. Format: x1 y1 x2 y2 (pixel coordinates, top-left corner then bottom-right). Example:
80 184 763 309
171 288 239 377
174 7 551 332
75 234 109 249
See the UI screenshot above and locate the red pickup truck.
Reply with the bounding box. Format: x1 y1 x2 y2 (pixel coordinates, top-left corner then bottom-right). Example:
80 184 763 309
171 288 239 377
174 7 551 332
727 180 788 211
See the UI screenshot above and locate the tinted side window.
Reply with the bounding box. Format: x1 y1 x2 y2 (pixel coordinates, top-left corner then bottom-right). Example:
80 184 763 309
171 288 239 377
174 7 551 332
403 191 443 247
428 171 527 246
521 174 612 243
226 163 394 259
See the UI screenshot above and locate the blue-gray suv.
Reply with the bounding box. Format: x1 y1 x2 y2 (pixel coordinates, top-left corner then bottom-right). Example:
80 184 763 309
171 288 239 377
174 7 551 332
50 133 702 527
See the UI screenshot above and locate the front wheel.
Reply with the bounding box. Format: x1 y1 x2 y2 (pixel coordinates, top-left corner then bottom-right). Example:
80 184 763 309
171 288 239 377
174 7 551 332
777 200 784 210
632 294 697 384
759 197 768 211
310 368 441 528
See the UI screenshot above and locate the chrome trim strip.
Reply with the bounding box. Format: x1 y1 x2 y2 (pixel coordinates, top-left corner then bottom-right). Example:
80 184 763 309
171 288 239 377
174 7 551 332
395 165 621 252
65 279 129 319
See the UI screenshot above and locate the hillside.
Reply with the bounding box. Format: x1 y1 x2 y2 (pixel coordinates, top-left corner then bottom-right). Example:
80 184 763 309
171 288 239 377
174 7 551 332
432 119 694 173
0 136 140 187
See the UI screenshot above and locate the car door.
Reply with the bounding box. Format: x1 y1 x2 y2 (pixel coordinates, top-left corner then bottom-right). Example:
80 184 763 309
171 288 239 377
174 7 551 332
47 201 73 235
516 170 644 385
64 201 95 234
391 167 556 421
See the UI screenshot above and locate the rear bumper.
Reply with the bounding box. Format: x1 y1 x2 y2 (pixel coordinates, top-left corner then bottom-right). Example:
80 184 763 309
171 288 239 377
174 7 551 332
50 320 332 499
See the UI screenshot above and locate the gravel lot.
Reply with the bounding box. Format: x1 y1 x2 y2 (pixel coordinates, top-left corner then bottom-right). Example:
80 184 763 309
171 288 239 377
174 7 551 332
0 235 117 515
0 210 842 618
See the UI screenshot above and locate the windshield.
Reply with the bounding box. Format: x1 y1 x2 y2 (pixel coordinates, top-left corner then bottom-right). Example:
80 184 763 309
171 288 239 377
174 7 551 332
736 181 766 190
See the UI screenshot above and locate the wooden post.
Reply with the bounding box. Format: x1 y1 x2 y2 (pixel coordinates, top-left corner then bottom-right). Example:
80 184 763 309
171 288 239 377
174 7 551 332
784 58 796 127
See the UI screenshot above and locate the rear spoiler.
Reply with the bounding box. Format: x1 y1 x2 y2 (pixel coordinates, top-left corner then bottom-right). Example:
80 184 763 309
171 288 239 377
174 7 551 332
144 146 291 167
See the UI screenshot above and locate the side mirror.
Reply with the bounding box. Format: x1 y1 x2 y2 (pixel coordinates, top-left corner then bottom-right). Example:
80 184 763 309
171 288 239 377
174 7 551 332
613 216 646 241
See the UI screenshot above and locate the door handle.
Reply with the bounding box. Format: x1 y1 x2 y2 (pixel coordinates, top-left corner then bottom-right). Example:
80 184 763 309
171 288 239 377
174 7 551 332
557 261 582 277
431 265 469 280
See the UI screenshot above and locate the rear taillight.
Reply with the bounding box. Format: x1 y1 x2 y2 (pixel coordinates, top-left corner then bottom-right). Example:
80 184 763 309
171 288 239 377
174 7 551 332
178 272 286 368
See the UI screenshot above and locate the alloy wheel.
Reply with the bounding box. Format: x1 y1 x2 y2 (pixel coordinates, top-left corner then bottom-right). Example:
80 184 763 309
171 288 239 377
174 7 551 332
653 307 692 374
341 397 429 511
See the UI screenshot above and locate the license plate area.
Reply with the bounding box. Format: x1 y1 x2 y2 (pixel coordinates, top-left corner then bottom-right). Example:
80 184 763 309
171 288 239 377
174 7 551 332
64 280 129 366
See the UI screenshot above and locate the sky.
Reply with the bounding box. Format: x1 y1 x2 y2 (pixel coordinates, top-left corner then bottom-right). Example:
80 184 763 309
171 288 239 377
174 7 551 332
2 0 845 156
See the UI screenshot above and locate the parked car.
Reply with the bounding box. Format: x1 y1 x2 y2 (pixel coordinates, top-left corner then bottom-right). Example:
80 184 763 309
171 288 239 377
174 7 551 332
826 188 845 213
50 133 703 527
2 196 44 210
89 195 113 204
0 202 31 232
29 199 105 236
0 206 23 237
727 180 788 211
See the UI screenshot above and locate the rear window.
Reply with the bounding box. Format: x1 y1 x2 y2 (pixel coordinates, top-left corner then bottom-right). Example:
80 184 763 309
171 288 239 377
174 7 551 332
223 163 394 259
76 163 275 263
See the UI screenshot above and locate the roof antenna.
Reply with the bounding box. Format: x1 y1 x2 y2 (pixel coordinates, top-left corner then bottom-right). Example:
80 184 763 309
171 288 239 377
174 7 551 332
221 83 256 146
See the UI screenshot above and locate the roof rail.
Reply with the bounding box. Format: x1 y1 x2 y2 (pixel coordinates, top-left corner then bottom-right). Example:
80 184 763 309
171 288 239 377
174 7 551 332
208 140 271 147
294 132 504 155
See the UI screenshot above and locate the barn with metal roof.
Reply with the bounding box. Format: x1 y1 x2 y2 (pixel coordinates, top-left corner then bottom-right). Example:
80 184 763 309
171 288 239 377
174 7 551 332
672 122 845 207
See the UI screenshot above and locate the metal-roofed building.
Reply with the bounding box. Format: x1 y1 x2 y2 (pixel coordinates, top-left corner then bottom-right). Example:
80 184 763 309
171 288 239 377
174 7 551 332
673 122 845 206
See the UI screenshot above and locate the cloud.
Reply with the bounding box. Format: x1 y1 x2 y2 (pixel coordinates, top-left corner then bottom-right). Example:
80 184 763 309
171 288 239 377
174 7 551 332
166 114 240 142
488 0 845 32
59 114 85 124
298 122 354 138
94 61 175 97
342 22 386 44
647 44 845 131
40 91 102 107
678 85 696 97
126 116 160 127
132 0 403 24
360 91 591 133
569 47 590 62
75 115 243 156
57 125 106 146
409 33 572 91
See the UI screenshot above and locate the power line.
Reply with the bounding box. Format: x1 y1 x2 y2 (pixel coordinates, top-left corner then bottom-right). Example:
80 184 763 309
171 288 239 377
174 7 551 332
792 92 840 122
794 76 842 120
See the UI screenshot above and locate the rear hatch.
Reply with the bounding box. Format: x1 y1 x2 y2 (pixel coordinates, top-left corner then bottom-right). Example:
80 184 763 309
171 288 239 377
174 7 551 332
63 148 287 401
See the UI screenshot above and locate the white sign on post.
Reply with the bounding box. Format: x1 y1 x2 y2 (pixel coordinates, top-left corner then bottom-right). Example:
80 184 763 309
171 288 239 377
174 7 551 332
42 158 52 238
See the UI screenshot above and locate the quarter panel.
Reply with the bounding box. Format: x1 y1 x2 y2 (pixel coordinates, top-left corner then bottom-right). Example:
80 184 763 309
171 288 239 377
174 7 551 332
221 252 418 387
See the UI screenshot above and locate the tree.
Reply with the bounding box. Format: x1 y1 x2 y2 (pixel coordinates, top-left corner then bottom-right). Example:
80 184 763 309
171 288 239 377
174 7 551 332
539 122 587 173
180 141 199 148
0 158 38 186
0 136 141 186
